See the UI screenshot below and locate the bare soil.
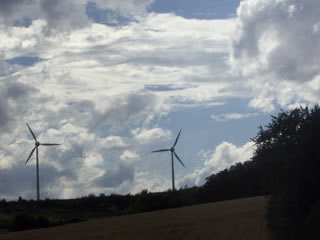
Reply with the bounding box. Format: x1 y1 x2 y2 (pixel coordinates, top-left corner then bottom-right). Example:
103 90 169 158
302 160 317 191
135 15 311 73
1 196 270 240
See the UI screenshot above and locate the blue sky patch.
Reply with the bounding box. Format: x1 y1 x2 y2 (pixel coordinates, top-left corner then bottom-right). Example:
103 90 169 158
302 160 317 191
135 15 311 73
145 84 186 92
7 56 43 67
86 2 134 26
13 17 32 28
148 0 240 19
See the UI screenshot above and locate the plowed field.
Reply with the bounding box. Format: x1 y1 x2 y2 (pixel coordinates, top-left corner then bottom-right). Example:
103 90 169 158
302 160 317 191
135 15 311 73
1 196 270 240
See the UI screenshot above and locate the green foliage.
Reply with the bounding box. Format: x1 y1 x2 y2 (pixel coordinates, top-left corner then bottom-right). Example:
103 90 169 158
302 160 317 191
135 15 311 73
252 105 320 239
201 161 265 202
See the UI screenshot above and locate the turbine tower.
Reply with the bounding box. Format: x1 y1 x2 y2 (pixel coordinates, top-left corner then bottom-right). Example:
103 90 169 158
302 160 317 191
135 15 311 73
152 129 185 191
25 123 60 201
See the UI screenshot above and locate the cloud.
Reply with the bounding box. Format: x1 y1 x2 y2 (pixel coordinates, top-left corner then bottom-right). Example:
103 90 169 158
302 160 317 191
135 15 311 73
120 150 140 163
179 141 255 187
130 171 170 193
0 76 36 133
205 141 254 170
39 0 89 32
211 112 258 122
0 163 63 200
0 0 154 32
0 0 89 32
0 0 36 24
231 0 320 83
95 162 134 188
132 127 172 144
90 92 158 131
0 20 49 59
226 0 320 112
103 136 128 149
0 10 245 199
46 143 85 178
1 13 238 110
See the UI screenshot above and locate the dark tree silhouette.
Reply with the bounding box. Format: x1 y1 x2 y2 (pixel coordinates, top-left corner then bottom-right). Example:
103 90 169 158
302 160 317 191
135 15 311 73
252 106 320 240
201 160 265 203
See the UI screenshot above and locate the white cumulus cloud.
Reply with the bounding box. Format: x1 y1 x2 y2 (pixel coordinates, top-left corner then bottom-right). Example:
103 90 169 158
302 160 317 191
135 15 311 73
229 0 320 112
211 112 258 122
179 141 255 187
132 127 172 143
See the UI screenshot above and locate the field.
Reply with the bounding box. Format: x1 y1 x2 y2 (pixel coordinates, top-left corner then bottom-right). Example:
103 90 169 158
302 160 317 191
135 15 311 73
1 196 270 240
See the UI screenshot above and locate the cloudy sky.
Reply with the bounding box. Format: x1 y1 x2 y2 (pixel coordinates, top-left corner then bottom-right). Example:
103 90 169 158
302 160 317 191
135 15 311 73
1 0 320 200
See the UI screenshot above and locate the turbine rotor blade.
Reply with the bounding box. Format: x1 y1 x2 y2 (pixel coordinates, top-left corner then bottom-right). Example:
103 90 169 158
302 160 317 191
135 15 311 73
152 149 170 153
173 129 182 148
25 146 36 164
40 143 61 146
26 123 37 141
174 151 185 168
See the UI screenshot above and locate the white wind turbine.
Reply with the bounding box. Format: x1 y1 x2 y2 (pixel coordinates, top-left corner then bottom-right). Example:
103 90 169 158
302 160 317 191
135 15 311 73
25 123 60 201
152 129 185 191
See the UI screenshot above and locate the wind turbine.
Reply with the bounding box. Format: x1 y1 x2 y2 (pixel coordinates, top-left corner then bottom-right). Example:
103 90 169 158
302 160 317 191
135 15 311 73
25 123 60 201
152 129 185 191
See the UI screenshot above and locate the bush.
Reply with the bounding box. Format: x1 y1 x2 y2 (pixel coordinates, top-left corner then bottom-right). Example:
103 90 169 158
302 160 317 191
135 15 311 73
12 213 37 231
11 214 50 231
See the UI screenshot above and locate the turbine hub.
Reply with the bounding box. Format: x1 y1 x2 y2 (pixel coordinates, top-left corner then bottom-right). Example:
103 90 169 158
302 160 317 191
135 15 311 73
170 147 174 152
35 141 40 147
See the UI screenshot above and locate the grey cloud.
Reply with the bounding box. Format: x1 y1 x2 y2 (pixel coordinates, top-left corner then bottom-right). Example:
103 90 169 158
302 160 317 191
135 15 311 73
95 162 134 188
46 143 86 180
0 0 36 21
58 100 98 128
55 93 156 133
0 0 35 12
0 0 38 27
0 0 89 32
128 51 228 69
0 0 153 31
232 0 320 82
4 80 34 100
0 77 36 133
0 163 62 200
0 97 11 132
39 0 89 32
90 92 157 131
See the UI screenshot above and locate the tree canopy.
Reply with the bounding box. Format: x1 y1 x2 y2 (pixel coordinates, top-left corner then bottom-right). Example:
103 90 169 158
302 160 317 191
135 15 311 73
252 106 320 240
